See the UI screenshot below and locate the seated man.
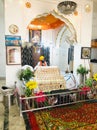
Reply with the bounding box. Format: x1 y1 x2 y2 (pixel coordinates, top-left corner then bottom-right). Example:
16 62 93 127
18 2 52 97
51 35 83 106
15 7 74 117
34 55 47 70
38 55 47 66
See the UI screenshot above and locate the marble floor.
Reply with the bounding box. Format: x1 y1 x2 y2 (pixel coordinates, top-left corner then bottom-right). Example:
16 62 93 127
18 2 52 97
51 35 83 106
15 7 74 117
0 79 26 130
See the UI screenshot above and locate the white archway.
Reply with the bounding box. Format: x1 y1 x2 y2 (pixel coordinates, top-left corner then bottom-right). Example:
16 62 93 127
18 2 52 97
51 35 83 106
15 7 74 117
51 10 77 46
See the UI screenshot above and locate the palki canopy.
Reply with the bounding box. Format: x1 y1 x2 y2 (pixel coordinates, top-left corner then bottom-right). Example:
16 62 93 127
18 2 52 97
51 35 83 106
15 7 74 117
27 10 77 45
27 13 65 30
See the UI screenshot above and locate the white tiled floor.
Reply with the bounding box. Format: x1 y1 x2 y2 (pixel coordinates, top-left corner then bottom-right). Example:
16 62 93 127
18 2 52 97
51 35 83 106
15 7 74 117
0 102 26 130
9 104 26 130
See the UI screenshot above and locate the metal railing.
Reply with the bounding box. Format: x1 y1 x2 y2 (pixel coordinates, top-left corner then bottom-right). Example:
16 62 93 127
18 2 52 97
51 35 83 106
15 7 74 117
19 89 97 116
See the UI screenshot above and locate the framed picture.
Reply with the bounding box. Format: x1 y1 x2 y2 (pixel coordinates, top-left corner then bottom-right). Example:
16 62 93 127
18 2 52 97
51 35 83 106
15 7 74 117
5 35 21 46
29 30 41 45
81 47 91 59
6 46 21 65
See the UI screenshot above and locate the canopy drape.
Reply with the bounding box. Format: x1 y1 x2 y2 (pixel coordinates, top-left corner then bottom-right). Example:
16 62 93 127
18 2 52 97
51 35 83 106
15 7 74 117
27 13 65 30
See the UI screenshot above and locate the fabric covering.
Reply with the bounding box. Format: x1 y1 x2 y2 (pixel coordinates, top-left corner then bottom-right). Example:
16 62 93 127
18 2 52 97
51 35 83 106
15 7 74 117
23 102 97 130
27 14 64 30
22 102 97 130
61 72 77 90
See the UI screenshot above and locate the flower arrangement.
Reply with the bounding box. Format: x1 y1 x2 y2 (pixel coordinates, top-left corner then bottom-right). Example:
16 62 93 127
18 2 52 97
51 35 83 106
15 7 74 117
77 64 89 75
80 86 91 95
26 80 37 89
25 80 37 97
79 73 97 99
35 91 46 103
93 73 97 81
80 73 97 89
77 64 89 84
17 67 34 81
92 73 97 89
85 78 93 88
80 73 97 88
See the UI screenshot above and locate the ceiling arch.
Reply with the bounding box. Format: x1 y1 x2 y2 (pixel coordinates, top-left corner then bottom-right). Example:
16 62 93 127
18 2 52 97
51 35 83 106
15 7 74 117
51 10 77 45
27 10 77 45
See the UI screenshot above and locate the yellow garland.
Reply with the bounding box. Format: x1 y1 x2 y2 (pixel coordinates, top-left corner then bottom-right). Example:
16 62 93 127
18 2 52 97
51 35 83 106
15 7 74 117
26 80 37 90
93 73 97 81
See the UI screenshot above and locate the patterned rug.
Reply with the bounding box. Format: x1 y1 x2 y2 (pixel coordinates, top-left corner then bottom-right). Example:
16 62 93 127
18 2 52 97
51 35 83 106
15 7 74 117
23 101 97 130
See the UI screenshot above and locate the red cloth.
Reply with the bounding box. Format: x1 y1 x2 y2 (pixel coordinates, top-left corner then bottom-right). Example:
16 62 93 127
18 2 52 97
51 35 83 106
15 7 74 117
35 91 46 103
28 111 40 130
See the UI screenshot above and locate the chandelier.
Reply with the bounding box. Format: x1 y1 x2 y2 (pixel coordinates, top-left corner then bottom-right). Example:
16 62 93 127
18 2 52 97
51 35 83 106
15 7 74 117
57 1 77 15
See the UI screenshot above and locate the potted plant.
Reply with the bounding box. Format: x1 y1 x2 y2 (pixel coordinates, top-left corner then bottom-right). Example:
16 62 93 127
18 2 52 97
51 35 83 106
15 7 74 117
77 64 89 84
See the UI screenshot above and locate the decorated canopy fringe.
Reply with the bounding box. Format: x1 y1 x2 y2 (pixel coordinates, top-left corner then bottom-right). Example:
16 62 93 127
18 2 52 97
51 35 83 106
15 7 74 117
27 13 64 30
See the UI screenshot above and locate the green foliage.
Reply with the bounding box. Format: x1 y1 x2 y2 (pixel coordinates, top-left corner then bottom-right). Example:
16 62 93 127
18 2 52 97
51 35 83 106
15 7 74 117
85 78 93 88
78 84 84 88
77 64 89 75
17 67 34 81
25 87 32 97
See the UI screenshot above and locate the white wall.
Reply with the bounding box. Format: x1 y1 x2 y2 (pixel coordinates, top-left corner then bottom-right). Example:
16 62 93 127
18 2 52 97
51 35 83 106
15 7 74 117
4 0 93 87
0 0 6 78
92 12 97 39
92 0 97 39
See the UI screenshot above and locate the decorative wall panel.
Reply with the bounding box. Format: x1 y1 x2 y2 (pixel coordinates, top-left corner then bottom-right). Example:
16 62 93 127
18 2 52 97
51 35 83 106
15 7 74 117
21 46 50 68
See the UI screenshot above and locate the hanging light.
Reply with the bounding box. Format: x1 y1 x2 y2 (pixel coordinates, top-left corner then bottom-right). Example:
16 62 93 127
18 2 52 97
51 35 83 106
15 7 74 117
57 1 77 15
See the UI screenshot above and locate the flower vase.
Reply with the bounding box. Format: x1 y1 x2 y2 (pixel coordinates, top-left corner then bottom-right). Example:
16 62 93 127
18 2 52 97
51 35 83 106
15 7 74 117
79 74 86 84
